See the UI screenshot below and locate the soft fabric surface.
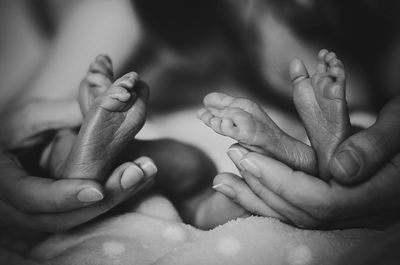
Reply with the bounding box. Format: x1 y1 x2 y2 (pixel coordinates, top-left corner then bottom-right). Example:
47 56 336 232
29 196 379 265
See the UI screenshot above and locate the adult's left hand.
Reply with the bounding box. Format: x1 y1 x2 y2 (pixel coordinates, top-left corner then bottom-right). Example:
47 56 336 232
0 148 156 232
0 99 82 150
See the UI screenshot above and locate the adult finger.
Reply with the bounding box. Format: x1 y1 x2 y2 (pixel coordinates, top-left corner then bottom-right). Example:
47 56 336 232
328 153 400 219
239 152 334 224
0 246 40 265
241 169 319 227
226 143 249 171
330 98 400 184
227 145 319 226
0 150 104 213
213 172 286 220
31 157 157 232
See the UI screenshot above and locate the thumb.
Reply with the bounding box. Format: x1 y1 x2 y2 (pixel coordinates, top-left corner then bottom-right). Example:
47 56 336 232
330 98 400 184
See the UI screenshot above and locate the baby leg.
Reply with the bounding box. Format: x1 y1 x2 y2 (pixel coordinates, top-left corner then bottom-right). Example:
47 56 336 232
44 56 150 183
198 93 317 174
41 55 115 177
290 49 351 180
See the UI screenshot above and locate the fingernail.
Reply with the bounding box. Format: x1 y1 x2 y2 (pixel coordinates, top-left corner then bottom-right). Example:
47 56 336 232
212 183 235 199
121 165 144 189
240 159 260 178
332 150 361 179
227 148 243 161
77 188 104 203
227 148 245 170
141 161 158 177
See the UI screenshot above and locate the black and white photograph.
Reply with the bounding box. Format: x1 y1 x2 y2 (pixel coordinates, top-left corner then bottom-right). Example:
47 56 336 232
0 0 399 264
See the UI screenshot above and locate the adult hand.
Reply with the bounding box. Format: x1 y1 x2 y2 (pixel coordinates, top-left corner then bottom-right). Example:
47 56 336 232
213 97 400 228
0 149 157 232
329 97 400 184
0 100 82 150
0 246 40 265
215 143 400 228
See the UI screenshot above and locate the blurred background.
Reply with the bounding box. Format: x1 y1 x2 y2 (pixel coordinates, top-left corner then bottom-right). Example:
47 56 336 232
1 0 400 171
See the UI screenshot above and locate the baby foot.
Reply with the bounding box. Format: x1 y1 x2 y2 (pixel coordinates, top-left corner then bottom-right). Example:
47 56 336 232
60 71 149 183
198 93 317 175
290 49 351 180
79 55 114 116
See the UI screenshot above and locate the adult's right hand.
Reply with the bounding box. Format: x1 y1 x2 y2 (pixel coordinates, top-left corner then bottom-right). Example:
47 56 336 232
330 97 400 184
0 148 157 232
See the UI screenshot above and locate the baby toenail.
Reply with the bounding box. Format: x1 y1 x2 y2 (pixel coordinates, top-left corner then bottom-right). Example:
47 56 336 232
121 165 144 190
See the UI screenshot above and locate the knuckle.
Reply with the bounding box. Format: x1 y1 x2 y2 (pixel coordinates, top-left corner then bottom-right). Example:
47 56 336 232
251 182 267 198
273 183 286 198
11 180 30 213
362 128 387 161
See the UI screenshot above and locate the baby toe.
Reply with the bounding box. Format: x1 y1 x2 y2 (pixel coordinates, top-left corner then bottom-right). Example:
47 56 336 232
95 54 112 68
316 61 327 74
86 73 112 87
228 98 260 114
324 51 336 64
104 85 132 101
289 59 310 85
220 118 236 136
197 108 215 126
89 59 112 78
317 49 329 60
203 92 235 109
328 58 345 82
114 72 139 91
329 58 344 69
210 117 223 133
95 87 135 112
316 49 329 73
